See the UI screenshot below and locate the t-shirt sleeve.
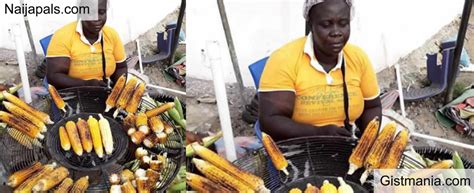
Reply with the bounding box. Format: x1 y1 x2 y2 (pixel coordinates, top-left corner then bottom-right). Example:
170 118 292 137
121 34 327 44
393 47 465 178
110 29 126 63
359 50 380 100
258 49 296 92
46 32 71 58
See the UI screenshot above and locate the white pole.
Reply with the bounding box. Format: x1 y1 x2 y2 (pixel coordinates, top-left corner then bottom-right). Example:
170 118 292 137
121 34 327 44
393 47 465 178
206 40 237 161
12 24 32 104
395 64 406 117
146 84 186 96
411 132 474 150
136 39 144 74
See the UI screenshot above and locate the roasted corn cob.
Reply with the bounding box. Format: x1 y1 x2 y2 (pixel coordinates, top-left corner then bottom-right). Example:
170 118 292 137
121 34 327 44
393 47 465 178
262 132 289 175
7 127 33 149
409 160 453 180
128 128 136 136
348 117 379 175
163 122 173 134
59 126 71 151
110 184 123 193
320 180 337 193
192 158 254 193
98 114 114 155
148 116 164 133
48 84 67 112
126 82 146 114
70 176 89 193
360 121 397 183
380 128 409 169
0 111 43 139
77 118 93 153
109 173 121 185
136 112 150 135
289 188 303 193
149 160 162 171
145 169 160 187
121 170 136 183
3 101 47 132
191 143 266 192
3 91 53 124
337 177 354 193
156 132 167 144
135 147 148 159
186 172 232 193
53 177 73 193
145 102 175 117
116 76 138 110
33 166 69 191
105 75 127 112
14 162 56 193
131 131 146 145
7 162 42 188
143 134 159 148
66 121 83 156
121 180 136 193
136 177 150 193
304 183 319 193
123 114 136 131
87 115 104 158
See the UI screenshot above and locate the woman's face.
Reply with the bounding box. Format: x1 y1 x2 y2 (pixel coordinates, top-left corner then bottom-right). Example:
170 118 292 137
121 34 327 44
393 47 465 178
309 0 350 58
82 0 107 35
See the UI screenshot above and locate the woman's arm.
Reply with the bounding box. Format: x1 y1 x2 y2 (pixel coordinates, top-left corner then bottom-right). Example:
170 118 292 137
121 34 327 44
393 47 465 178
259 91 352 141
355 97 382 134
111 61 128 83
47 57 106 89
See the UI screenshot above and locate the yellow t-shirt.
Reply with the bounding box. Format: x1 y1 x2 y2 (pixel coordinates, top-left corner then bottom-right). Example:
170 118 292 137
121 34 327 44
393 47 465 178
259 36 380 127
47 21 126 80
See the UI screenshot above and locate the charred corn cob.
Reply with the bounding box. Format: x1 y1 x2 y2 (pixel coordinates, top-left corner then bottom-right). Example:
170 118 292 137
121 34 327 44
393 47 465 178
380 128 409 169
186 172 232 193
0 111 43 139
121 170 136 183
131 131 146 145
192 158 255 193
157 132 167 144
87 115 104 158
77 118 93 153
14 162 56 193
48 84 66 112
66 121 83 156
136 177 150 193
7 162 42 188
146 169 160 187
149 160 162 171
126 82 145 114
3 101 47 132
191 143 266 192
337 177 354 193
262 132 289 175
128 128 136 136
148 116 164 133
98 114 114 155
116 76 138 110
70 176 89 193
123 114 136 131
320 180 337 193
110 184 122 193
59 126 71 151
3 91 53 124
360 121 397 184
304 183 319 193
53 177 73 193
135 147 148 159
289 188 303 193
143 134 159 148
163 122 173 134
121 180 136 193
33 166 69 191
348 117 380 175
7 127 33 149
105 75 127 112
136 112 150 135
145 102 175 117
109 173 121 185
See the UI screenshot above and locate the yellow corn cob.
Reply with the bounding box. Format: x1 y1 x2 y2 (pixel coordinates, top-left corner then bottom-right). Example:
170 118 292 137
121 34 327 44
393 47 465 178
121 180 136 193
347 117 380 175
14 163 56 193
7 162 42 188
110 184 122 193
33 166 69 191
7 127 33 149
136 112 150 135
136 177 150 193
186 172 232 193
360 121 397 184
53 177 73 193
3 91 53 124
164 122 173 134
48 84 66 112
126 82 145 114
0 111 43 139
192 158 254 193
409 160 453 179
76 118 93 153
65 121 83 156
320 180 337 193
304 183 319 193
3 101 47 132
157 132 167 144
337 177 354 193
121 170 135 183
109 173 121 185
289 188 302 193
143 134 159 148
146 169 160 187
429 160 453 169
135 147 148 160
148 116 164 133
380 128 409 169
98 114 114 155
131 131 146 145
70 176 89 193
191 143 266 192
59 126 71 151
87 115 104 158
128 128 137 136
145 102 175 117
262 132 289 175
149 160 162 171
123 114 136 131
116 76 138 109
105 75 127 112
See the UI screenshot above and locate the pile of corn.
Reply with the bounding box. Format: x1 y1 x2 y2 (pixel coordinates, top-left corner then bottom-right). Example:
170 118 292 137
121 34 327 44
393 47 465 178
59 114 113 157
7 161 89 193
289 177 354 193
187 143 270 193
125 110 175 148
347 118 410 183
108 147 167 193
0 91 54 149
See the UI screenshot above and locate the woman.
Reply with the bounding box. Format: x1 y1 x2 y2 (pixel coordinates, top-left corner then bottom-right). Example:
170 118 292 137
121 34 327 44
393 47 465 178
259 0 381 141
